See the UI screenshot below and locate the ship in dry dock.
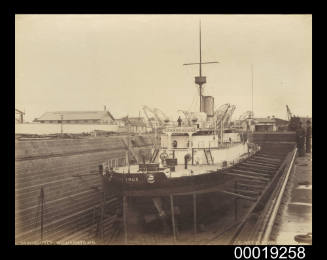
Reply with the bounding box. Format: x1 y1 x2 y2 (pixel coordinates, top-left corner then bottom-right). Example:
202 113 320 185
98 25 260 235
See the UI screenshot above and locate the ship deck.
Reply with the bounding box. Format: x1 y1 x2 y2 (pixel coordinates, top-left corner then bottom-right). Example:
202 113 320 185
114 152 250 178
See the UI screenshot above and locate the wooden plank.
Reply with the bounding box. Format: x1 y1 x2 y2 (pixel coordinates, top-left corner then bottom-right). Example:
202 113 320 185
15 203 95 241
236 183 265 189
236 189 260 196
255 154 282 160
231 169 271 177
242 162 276 170
248 157 280 164
254 155 281 161
247 160 279 167
236 165 274 174
222 172 269 182
243 160 279 169
219 190 257 201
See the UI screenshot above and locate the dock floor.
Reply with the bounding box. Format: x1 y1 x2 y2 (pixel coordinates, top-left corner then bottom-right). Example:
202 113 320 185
274 152 312 244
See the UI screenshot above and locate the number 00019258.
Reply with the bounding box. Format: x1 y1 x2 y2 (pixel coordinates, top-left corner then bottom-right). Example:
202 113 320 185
234 246 306 259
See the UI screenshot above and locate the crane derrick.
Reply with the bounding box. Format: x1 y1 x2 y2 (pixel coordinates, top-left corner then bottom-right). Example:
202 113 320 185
143 106 170 129
237 110 254 131
286 105 292 121
224 105 236 128
153 108 170 125
142 106 157 128
214 104 230 128
239 111 254 121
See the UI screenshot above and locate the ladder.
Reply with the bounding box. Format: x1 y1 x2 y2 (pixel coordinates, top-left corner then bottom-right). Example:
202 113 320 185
204 149 214 164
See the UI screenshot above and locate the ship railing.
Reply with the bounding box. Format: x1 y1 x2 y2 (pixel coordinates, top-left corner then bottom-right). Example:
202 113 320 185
160 147 191 151
193 142 242 150
160 142 242 150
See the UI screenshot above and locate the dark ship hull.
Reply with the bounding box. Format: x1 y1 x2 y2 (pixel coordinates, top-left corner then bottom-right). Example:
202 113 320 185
101 155 254 237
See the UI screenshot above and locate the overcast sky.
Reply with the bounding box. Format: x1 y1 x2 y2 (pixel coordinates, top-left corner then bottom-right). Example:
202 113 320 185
15 14 312 122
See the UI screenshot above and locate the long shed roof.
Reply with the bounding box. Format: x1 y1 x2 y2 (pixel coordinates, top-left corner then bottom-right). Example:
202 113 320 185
37 111 115 121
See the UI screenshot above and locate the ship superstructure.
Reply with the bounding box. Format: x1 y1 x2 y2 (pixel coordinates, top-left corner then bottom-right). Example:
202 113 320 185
101 22 258 189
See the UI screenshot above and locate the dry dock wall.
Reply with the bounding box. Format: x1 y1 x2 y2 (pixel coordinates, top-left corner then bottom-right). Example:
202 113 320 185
249 131 297 163
15 135 154 243
249 132 296 145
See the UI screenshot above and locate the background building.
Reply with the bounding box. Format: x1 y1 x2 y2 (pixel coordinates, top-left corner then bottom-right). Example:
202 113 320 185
15 109 25 124
118 116 148 133
35 109 115 124
252 117 277 132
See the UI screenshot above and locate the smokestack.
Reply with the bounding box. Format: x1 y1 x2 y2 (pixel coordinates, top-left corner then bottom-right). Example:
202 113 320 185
104 105 106 111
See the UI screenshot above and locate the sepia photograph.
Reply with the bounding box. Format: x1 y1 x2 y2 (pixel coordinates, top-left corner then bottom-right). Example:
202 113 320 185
15 14 312 245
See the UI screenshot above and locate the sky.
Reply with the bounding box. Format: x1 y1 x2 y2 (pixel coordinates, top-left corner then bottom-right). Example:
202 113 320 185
15 15 312 122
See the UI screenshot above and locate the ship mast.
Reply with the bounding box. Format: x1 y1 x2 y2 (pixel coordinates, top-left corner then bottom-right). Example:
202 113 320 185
251 64 254 119
183 21 219 112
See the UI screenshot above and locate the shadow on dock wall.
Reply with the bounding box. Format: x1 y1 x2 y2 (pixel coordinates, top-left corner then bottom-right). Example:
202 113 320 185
249 132 296 145
15 135 154 244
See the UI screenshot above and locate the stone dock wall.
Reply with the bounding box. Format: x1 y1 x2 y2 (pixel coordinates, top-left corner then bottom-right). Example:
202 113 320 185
15 135 154 244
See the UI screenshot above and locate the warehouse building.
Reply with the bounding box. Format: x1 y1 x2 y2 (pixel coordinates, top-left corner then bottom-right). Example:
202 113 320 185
15 108 25 124
35 109 115 124
252 117 277 132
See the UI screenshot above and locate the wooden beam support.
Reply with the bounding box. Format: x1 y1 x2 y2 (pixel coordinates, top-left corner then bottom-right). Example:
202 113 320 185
100 191 105 240
193 193 197 236
123 196 128 244
219 190 257 201
170 194 177 243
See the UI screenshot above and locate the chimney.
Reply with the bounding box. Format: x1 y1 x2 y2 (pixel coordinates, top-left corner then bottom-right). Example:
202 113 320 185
104 105 106 111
